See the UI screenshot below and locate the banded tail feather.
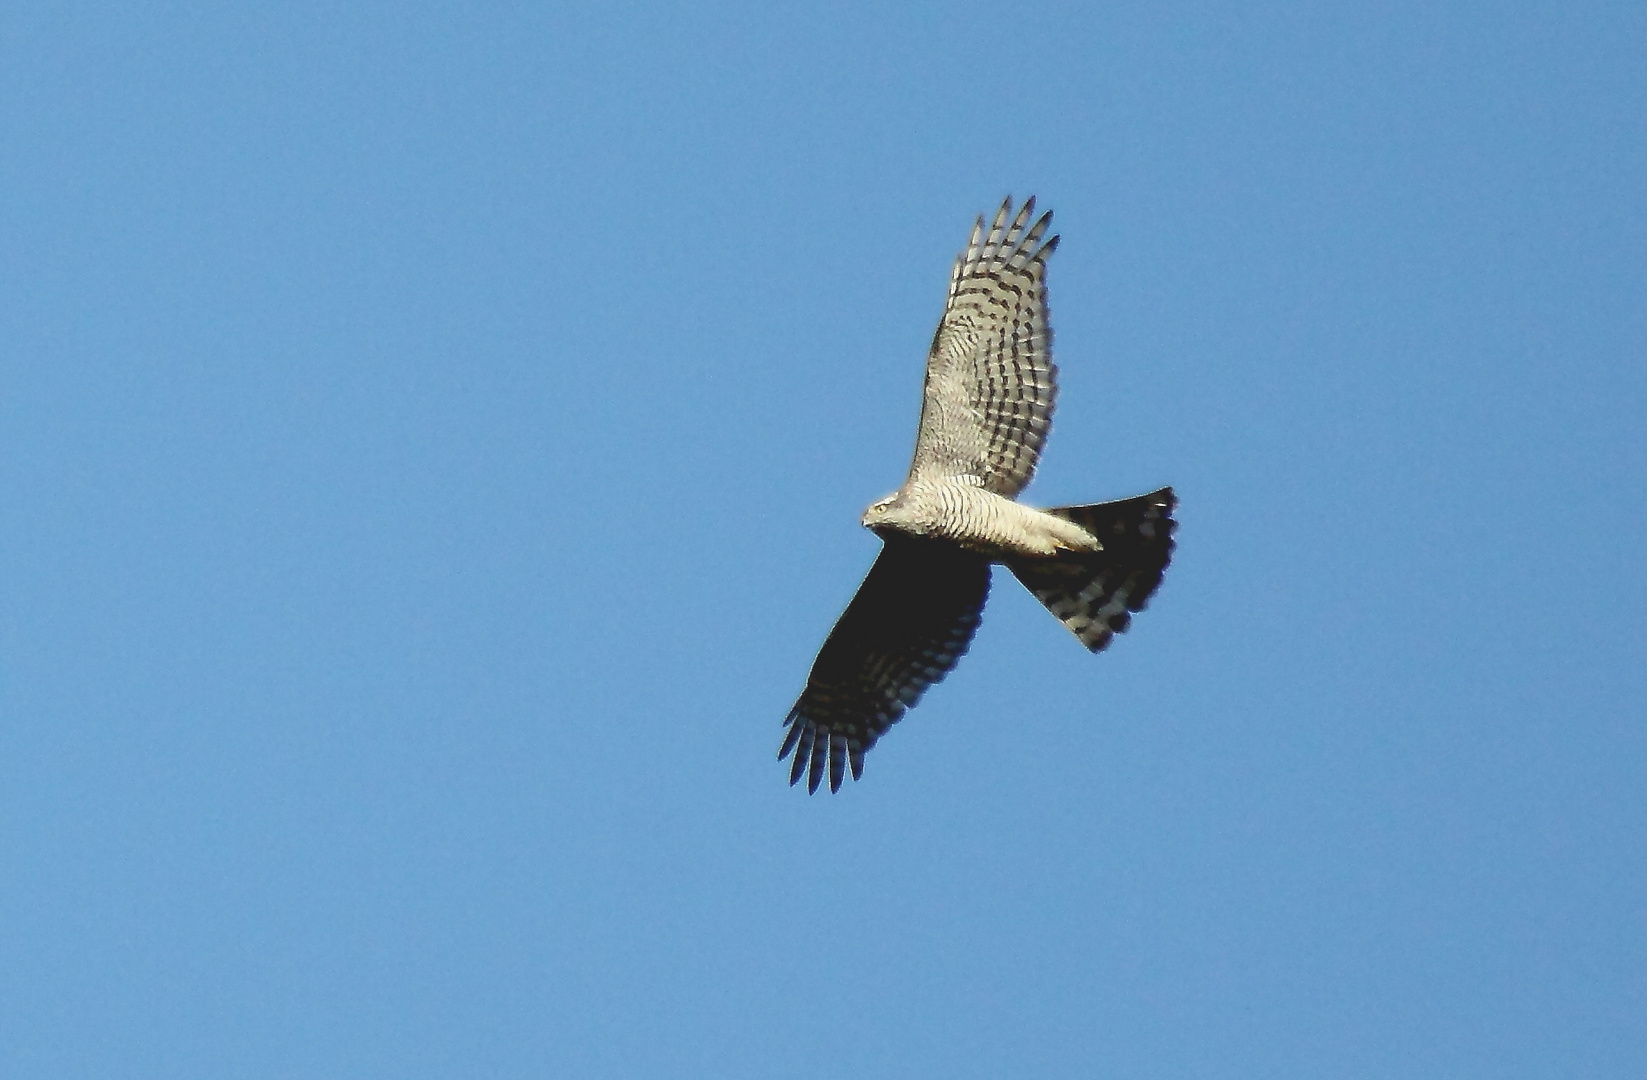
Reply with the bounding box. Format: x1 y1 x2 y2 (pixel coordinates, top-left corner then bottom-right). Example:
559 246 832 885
1008 488 1177 651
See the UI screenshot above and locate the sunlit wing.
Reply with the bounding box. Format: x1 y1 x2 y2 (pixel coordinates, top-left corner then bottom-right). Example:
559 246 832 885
908 197 1059 498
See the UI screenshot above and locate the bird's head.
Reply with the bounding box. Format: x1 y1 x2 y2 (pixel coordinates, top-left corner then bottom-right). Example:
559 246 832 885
861 492 908 534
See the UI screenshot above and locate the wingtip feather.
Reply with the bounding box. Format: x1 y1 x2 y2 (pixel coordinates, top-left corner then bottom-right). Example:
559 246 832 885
778 716 805 761
789 726 813 785
806 736 827 794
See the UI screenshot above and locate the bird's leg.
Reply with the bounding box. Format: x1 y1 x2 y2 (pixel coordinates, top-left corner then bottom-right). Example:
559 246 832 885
1044 515 1103 555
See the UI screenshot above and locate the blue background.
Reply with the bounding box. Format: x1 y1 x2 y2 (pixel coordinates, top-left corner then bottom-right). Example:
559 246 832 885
3 2 1643 1076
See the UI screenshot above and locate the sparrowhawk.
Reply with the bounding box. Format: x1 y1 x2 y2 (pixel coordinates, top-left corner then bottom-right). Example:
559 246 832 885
781 197 1177 793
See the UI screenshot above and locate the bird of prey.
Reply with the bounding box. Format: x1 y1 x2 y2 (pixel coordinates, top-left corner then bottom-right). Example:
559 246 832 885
780 197 1177 793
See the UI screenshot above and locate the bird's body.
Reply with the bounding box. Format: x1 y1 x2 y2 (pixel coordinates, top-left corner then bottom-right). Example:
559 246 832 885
865 479 1101 559
781 198 1177 793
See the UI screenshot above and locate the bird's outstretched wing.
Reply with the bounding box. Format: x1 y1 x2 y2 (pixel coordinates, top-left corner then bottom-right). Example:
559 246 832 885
780 536 991 793
909 197 1059 498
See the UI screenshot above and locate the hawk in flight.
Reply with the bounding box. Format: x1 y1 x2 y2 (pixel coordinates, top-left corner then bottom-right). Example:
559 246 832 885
780 197 1177 793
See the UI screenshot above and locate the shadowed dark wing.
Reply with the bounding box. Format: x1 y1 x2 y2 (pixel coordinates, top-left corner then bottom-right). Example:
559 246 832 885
909 197 1060 498
780 536 991 793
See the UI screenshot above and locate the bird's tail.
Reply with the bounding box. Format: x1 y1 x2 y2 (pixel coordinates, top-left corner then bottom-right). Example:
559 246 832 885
1007 488 1177 652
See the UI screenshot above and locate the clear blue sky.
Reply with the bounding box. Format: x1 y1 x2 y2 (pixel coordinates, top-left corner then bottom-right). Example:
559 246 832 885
3 2 1643 1077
